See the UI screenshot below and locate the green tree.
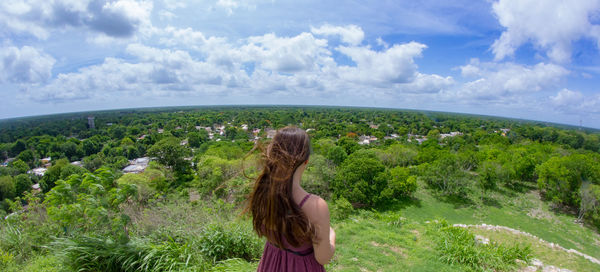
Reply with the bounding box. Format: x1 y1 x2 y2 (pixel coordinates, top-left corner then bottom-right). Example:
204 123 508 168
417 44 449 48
13 174 32 197
326 145 347 165
0 176 15 201
16 149 36 167
381 166 417 199
10 159 29 175
421 153 472 198
147 137 191 173
188 131 209 148
336 136 360 155
331 151 387 206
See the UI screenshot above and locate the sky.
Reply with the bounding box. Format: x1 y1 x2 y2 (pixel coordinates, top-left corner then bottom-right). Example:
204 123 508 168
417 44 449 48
1 0 600 128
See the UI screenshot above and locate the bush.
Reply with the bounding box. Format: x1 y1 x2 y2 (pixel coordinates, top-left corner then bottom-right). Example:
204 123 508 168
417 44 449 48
198 222 263 262
54 235 207 272
0 248 14 270
330 196 354 221
381 167 417 200
536 154 600 207
421 153 472 198
331 151 388 206
301 154 335 198
428 220 531 272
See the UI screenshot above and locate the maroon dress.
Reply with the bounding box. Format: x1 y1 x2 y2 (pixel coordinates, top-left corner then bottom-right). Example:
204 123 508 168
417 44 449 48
257 194 326 272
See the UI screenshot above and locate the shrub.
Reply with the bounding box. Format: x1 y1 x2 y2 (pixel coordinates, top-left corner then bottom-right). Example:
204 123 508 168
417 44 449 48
428 220 531 272
331 151 388 206
330 196 354 221
54 235 207 272
301 154 335 198
0 248 14 270
326 145 347 165
381 167 417 200
198 222 263 263
421 153 472 198
536 154 600 207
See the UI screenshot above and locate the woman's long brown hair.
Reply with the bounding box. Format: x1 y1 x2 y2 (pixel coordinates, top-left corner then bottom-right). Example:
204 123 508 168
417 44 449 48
246 126 315 248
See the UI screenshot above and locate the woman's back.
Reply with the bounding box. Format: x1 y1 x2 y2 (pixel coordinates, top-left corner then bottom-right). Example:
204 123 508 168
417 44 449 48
257 194 326 272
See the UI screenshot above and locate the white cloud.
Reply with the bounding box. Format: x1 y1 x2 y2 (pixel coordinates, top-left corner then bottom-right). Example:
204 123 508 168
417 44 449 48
491 0 600 63
550 89 600 114
22 26 453 103
0 46 55 84
241 32 332 73
0 0 153 40
337 42 427 85
311 24 365 46
452 60 569 101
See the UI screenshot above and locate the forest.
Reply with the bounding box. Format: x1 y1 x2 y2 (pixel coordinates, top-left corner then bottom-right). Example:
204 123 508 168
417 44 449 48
0 106 599 271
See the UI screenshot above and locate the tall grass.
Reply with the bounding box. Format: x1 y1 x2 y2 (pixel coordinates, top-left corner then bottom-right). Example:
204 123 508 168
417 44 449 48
53 235 208 272
428 220 531 272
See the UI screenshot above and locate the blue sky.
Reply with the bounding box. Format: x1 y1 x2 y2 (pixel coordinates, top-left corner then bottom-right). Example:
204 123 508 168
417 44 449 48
1 0 600 128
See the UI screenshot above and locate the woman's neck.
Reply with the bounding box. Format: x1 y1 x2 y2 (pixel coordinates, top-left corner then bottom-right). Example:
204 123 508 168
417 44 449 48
291 164 308 200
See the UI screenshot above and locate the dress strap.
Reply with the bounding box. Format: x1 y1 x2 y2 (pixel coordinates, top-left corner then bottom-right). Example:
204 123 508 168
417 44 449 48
298 194 311 208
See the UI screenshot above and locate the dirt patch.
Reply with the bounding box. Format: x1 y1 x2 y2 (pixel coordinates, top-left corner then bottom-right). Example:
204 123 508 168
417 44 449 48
527 207 553 221
370 241 407 258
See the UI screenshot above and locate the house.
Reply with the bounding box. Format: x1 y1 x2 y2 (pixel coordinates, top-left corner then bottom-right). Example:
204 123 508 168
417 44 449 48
440 131 463 139
196 126 212 132
369 124 379 129
30 168 47 176
358 135 372 145
41 157 51 164
158 128 164 134
180 139 188 146
122 157 150 174
241 124 248 130
32 183 41 193
252 128 261 135
71 161 83 167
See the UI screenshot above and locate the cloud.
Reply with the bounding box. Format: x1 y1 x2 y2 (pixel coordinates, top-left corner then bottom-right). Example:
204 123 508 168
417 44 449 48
311 24 365 45
0 0 153 40
241 32 331 73
491 0 600 63
23 26 453 103
0 46 55 84
448 59 569 102
550 89 600 114
337 42 427 85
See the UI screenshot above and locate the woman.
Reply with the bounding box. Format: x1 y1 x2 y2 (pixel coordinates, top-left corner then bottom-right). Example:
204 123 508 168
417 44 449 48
248 126 336 271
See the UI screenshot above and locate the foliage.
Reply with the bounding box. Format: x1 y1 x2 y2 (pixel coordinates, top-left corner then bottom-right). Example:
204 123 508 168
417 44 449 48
198 222 263 263
147 137 191 173
421 153 472 198
330 196 354 221
428 220 531 272
44 168 137 241
382 166 417 200
54 235 207 272
13 174 32 197
536 153 600 207
0 176 16 201
194 156 239 197
336 136 360 155
301 154 335 198
331 151 389 206
326 145 347 165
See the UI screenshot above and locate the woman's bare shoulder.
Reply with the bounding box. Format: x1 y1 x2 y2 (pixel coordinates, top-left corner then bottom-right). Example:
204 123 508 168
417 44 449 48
302 194 330 223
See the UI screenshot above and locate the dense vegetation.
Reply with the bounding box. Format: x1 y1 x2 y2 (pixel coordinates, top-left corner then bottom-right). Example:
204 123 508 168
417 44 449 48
0 106 599 271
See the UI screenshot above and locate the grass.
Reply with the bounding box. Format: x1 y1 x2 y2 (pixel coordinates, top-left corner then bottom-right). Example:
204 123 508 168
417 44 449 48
398 181 600 259
469 227 600 272
4 181 600 271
